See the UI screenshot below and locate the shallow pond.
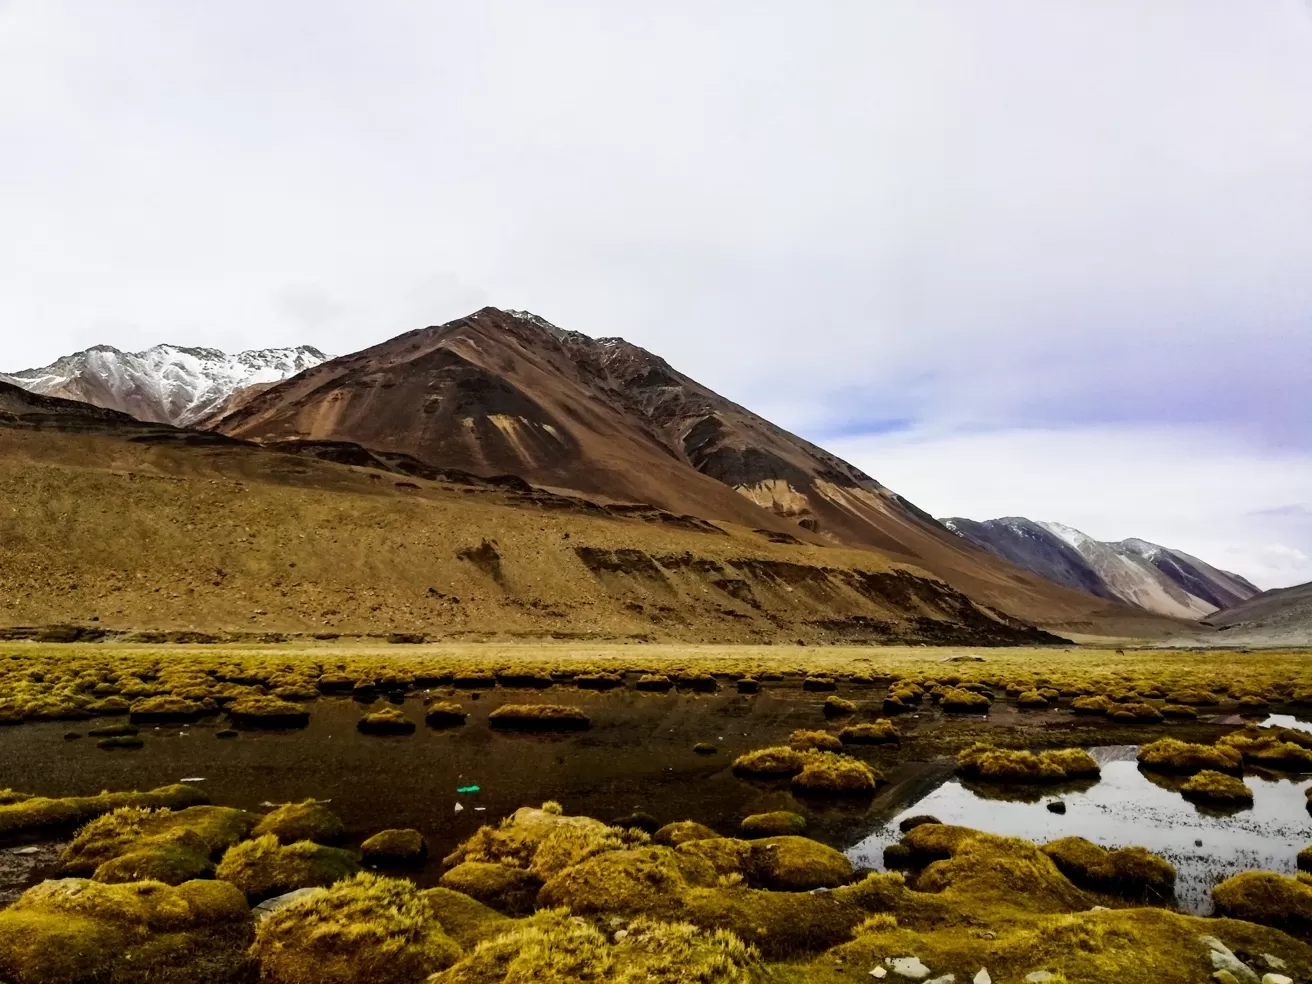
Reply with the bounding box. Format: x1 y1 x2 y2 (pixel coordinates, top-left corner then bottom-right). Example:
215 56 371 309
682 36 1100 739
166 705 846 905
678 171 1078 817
2 687 1310 917
847 745 1312 914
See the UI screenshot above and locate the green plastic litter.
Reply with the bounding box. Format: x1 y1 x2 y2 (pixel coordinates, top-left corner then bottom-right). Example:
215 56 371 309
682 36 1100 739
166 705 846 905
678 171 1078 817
456 785 480 794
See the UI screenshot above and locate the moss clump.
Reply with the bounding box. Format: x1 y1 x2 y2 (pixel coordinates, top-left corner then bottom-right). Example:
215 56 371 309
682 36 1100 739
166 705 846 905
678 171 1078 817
358 706 417 735
732 745 805 777
0 784 208 840
654 820 720 846
488 704 590 731
802 675 836 692
439 861 542 915
1180 770 1253 806
736 677 759 694
254 799 346 844
427 909 764 984
673 670 718 692
443 805 647 883
1107 701 1164 722
791 751 880 794
361 828 428 866
1017 689 1051 708
747 836 852 891
425 700 469 727
536 845 718 915
61 805 256 883
788 729 842 752
636 673 673 692
740 812 806 837
575 672 623 691
0 877 252 984
693 741 718 755
940 687 991 713
216 835 359 901
97 735 144 749
1160 703 1198 719
1213 871 1312 935
226 694 310 728
956 743 1100 783
1136 737 1243 775
419 887 512 950
252 873 461 984
823 695 857 718
838 720 898 744
1220 728 1312 771
1041 837 1176 900
1070 694 1113 715
128 695 208 723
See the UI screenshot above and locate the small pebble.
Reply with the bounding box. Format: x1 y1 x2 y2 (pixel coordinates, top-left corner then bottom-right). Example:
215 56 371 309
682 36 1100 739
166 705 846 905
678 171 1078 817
869 969 887 980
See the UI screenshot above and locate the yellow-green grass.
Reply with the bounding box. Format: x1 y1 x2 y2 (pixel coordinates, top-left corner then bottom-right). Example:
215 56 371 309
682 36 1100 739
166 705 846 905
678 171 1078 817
956 743 1100 783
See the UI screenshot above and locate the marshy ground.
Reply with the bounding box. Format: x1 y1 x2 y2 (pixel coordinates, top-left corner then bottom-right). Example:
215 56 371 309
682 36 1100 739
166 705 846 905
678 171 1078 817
3 641 1312 982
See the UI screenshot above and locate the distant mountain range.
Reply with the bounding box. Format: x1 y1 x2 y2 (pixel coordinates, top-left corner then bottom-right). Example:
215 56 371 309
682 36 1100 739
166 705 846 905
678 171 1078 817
1 343 329 427
4 309 1264 634
942 516 1259 620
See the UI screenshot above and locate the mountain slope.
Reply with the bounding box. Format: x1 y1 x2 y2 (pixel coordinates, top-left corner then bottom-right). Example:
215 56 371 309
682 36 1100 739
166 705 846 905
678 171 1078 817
943 516 1259 620
1198 579 1312 645
2 343 329 426
208 306 1177 633
0 416 1065 646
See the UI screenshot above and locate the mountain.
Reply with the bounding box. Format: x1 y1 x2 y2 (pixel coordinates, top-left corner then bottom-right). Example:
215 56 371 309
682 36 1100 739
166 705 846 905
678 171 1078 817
1198 579 1312 646
206 306 1184 635
1 343 329 427
942 516 1259 620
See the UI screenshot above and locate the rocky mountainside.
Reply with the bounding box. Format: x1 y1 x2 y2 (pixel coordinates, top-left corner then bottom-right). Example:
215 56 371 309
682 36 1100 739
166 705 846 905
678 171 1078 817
207 306 1172 632
942 516 1259 620
2 343 329 426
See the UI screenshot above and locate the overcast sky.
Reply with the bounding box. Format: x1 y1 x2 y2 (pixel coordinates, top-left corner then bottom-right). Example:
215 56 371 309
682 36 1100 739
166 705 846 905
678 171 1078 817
3 1 1311 589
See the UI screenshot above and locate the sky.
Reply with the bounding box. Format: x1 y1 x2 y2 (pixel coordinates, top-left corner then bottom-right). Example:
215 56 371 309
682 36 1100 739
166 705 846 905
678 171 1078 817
2 1 1311 589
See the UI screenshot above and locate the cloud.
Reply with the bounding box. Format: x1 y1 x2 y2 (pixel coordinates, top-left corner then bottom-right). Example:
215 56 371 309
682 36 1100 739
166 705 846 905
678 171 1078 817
1 1 1309 584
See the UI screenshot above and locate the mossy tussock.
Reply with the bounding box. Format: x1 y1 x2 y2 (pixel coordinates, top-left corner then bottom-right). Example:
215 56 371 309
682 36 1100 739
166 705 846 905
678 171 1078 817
357 706 417 735
0 877 253 984
956 743 1100 783
1180 770 1253 806
0 784 208 842
361 828 428 866
732 745 881 793
1220 727 1312 772
838 719 898 744
1041 836 1176 901
253 799 346 844
251 873 461 984
215 835 360 901
1136 738 1244 775
425 700 469 727
487 704 591 731
1213 871 1312 937
59 805 257 885
226 694 310 728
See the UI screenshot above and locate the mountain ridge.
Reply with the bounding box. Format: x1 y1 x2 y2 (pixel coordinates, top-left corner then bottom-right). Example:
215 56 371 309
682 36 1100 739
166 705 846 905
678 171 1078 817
943 516 1259 620
2 342 330 427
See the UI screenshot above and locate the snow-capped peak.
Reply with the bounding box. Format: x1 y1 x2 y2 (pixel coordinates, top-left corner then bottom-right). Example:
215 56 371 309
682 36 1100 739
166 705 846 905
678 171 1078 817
2 343 330 427
1036 520 1097 550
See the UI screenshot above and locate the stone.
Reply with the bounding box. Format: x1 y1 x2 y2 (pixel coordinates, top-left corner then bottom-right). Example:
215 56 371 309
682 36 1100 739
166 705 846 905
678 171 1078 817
870 969 887 979
925 977 955 984
1212 972 1241 984
1261 956 1287 971
1025 974 1057 984
974 971 992 984
1261 976 1292 984
1201 937 1261 984
889 956 931 980
252 886 319 920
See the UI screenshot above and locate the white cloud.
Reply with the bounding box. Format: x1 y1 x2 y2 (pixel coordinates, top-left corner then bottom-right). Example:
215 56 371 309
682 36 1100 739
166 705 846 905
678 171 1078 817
825 424 1312 590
